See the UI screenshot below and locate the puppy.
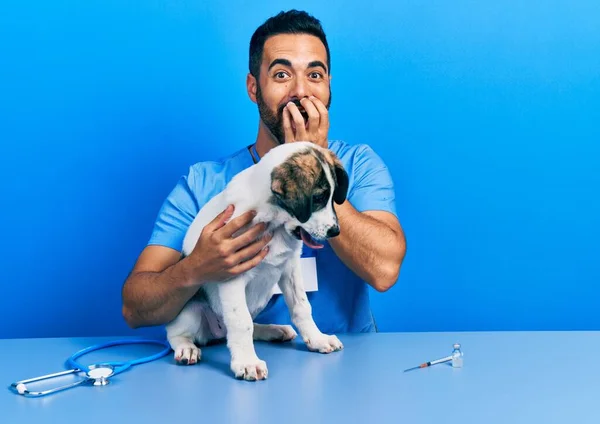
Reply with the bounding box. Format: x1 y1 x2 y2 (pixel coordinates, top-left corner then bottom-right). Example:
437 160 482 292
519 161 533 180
166 141 349 381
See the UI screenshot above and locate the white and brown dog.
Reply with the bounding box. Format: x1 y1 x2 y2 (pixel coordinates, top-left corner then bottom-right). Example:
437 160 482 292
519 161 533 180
166 141 349 381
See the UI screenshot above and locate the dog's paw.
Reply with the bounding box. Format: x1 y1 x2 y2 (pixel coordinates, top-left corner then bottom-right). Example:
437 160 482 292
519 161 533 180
270 325 297 342
173 343 201 365
231 357 268 381
254 324 297 342
305 333 344 354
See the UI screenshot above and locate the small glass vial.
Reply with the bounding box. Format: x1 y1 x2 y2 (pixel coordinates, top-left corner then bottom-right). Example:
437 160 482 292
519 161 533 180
451 343 463 368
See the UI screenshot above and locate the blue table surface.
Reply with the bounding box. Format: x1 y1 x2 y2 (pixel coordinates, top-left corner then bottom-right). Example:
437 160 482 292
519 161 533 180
2 331 599 423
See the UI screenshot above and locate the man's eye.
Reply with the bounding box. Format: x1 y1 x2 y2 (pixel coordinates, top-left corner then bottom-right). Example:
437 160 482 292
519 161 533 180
274 72 287 79
309 72 322 79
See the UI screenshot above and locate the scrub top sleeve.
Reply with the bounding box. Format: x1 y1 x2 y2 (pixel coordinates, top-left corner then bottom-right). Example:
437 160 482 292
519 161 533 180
147 166 200 252
348 145 398 217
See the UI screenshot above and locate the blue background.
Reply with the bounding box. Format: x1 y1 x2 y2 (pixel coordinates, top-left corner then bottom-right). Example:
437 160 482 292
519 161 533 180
1 1 598 339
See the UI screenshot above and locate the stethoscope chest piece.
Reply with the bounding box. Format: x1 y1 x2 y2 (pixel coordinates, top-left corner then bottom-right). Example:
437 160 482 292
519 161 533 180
87 364 114 386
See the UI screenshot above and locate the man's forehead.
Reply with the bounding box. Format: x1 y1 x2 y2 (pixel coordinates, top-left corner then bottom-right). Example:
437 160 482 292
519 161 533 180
262 33 328 69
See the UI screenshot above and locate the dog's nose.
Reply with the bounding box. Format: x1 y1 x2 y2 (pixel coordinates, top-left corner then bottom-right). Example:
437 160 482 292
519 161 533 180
327 226 340 238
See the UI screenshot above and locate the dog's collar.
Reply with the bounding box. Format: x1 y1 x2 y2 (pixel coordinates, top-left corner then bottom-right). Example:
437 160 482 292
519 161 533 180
248 143 260 164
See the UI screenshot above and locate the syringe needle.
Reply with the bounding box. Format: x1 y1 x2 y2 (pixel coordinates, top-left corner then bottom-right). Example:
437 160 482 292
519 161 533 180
403 364 427 372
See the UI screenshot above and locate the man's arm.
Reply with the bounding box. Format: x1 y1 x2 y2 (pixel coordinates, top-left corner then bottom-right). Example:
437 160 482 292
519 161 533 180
329 201 406 292
122 245 201 328
122 206 272 328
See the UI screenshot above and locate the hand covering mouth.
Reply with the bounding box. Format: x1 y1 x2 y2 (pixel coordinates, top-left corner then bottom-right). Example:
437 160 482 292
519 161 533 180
290 99 309 130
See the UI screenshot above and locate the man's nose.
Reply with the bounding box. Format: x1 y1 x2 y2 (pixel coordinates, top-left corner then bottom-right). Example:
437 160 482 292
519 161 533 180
289 78 309 99
326 225 340 238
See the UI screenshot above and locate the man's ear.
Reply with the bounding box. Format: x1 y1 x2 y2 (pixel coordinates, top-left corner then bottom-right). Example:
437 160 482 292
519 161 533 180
247 73 257 103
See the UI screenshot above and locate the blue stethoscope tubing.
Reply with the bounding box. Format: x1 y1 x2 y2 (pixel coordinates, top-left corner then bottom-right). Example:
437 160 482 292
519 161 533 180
66 338 171 376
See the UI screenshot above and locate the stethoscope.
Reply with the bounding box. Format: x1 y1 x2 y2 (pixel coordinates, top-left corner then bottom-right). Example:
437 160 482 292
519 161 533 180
10 338 171 397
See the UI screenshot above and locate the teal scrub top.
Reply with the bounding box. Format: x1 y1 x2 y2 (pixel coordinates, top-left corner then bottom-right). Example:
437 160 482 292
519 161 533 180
147 140 398 333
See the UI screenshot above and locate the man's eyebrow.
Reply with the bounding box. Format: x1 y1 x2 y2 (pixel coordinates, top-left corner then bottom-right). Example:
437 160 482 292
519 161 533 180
268 58 292 71
267 58 328 73
308 60 328 73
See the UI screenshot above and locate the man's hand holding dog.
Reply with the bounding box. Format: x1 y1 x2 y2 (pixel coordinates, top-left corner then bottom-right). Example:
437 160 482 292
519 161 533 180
282 96 329 148
185 205 272 285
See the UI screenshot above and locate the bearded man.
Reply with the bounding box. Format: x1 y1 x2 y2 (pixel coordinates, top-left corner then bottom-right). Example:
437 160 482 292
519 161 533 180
121 9 406 335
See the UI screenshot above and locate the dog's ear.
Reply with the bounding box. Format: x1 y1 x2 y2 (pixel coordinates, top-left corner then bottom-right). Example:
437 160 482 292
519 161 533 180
323 151 348 204
332 162 348 204
271 162 313 224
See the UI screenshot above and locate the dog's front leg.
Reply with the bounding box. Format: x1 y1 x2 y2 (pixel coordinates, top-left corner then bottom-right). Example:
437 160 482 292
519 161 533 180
278 257 343 353
218 278 268 381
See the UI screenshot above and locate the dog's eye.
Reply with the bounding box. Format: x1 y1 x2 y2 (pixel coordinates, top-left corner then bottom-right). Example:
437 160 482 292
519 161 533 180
313 192 327 204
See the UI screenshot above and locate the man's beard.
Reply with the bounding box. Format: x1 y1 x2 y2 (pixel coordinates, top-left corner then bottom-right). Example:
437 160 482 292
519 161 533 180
256 84 331 145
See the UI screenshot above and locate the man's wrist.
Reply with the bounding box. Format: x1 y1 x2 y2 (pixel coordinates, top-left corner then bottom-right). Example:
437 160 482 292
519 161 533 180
175 255 205 290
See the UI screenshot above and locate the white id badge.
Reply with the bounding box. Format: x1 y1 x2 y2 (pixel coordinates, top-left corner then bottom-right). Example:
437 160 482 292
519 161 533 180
272 257 319 295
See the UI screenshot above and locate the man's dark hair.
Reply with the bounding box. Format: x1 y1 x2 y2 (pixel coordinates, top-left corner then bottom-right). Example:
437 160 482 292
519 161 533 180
249 10 330 78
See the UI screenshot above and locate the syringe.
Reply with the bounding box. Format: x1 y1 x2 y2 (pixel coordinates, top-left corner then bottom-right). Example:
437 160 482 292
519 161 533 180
403 355 452 372
404 343 463 372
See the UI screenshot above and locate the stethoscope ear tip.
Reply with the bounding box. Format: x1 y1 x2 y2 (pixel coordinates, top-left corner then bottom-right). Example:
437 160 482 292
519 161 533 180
15 383 27 395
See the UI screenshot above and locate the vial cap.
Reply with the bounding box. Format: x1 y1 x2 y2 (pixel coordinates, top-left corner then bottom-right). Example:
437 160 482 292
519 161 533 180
453 343 461 349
